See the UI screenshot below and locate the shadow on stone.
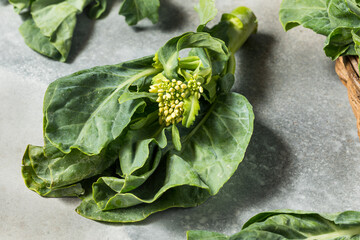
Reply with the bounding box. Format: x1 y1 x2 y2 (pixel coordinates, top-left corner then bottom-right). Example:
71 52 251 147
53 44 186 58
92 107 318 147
0 0 9 6
66 13 96 63
233 33 276 107
132 0 187 33
58 197 82 206
157 0 187 32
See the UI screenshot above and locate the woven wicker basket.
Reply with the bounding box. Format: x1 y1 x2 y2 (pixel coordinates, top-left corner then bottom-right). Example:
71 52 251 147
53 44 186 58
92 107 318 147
335 56 360 138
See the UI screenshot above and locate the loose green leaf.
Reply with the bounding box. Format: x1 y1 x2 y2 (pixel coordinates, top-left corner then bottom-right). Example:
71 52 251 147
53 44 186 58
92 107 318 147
19 18 62 60
119 0 160 26
10 0 160 61
188 210 360 240
20 0 89 62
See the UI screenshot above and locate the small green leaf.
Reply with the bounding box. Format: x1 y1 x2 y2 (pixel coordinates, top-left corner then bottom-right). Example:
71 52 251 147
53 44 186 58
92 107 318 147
172 124 181 151
19 19 62 60
9 0 32 13
182 94 200 128
119 0 160 26
195 0 217 31
118 91 157 104
86 0 107 19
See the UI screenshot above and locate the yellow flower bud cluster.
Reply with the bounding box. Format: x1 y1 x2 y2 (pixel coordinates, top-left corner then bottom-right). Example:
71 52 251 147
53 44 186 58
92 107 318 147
149 77 203 126
187 79 204 99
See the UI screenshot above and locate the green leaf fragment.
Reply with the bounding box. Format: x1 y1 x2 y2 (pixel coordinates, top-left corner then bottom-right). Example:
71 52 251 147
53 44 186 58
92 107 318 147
182 94 200 128
9 0 32 13
10 0 160 61
86 0 107 19
119 0 160 26
19 18 62 60
172 124 182 151
195 0 217 31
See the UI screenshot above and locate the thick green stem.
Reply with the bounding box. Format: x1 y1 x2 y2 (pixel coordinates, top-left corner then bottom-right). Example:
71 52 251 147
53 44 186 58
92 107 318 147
222 7 258 54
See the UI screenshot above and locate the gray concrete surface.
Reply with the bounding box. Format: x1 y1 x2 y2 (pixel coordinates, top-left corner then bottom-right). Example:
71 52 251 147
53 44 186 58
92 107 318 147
1 0 360 239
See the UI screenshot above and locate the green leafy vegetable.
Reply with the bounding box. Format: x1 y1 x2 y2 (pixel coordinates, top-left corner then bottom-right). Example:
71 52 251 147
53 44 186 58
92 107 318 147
22 1 258 222
279 0 360 64
187 210 360 239
10 0 160 62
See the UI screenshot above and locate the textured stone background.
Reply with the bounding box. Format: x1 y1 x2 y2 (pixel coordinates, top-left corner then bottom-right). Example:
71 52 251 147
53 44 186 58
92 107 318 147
1 0 360 239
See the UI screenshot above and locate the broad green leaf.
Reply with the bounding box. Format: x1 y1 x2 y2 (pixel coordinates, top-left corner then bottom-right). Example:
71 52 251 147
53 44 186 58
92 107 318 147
279 0 332 35
178 93 254 194
22 139 119 197
188 210 360 240
280 0 360 61
92 122 167 209
328 0 360 29
22 145 84 197
347 0 360 17
44 56 161 155
119 0 160 26
76 93 254 222
77 186 210 223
